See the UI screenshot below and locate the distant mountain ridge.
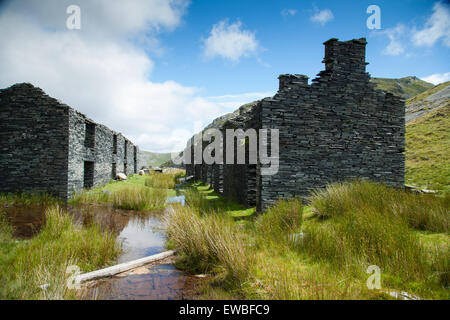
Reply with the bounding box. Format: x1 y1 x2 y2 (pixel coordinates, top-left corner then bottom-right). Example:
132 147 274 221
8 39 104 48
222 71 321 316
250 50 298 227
370 76 434 100
140 151 171 168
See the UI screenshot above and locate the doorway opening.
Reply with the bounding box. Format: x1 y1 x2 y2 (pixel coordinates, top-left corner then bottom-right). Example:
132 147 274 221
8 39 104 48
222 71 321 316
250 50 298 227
84 161 94 188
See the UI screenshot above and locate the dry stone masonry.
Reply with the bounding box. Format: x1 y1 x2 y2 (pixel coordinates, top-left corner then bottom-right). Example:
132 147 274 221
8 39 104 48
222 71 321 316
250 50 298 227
0 83 142 200
185 38 405 211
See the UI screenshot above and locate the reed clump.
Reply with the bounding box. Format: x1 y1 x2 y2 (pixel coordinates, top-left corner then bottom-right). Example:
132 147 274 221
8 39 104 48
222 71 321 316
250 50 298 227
0 206 121 299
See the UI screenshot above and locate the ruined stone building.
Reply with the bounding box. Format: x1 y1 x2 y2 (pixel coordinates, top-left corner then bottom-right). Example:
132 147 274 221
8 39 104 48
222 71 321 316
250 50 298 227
185 38 405 211
0 83 141 200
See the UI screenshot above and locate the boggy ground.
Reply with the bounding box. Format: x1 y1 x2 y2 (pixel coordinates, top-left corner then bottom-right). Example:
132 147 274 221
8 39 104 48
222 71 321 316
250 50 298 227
1 172 448 300
166 180 449 300
0 170 184 300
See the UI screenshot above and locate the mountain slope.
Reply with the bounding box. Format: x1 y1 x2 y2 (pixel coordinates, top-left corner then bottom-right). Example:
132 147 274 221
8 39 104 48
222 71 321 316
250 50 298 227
370 76 434 99
140 151 171 168
405 81 450 123
406 104 450 193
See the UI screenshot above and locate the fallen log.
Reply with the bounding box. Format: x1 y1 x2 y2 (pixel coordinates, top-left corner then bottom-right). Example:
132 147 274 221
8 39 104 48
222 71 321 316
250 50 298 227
75 250 176 283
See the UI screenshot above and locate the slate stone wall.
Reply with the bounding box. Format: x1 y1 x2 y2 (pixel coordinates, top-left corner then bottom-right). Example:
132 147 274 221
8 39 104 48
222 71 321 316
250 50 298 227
221 106 260 207
184 38 405 211
66 102 140 198
0 83 140 200
259 38 404 209
0 83 70 199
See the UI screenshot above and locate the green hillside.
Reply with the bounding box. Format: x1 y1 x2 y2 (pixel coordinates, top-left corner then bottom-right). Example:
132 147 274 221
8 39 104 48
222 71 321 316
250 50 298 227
406 104 450 193
371 76 434 99
140 151 171 167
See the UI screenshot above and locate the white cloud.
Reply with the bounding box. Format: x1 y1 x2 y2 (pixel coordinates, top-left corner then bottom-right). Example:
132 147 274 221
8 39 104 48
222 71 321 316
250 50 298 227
202 20 259 62
378 24 407 56
374 3 450 57
3 0 188 40
0 1 266 153
310 8 334 26
281 9 297 17
421 72 450 85
412 2 450 47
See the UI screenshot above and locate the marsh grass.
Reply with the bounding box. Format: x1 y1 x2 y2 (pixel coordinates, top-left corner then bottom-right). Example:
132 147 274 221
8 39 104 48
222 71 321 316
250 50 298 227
301 209 431 279
247 254 376 300
256 198 303 240
0 192 60 207
112 185 166 210
300 181 449 297
310 180 449 232
0 206 121 299
166 180 450 300
70 173 174 211
164 206 252 283
145 171 181 189
185 187 214 213
69 190 110 205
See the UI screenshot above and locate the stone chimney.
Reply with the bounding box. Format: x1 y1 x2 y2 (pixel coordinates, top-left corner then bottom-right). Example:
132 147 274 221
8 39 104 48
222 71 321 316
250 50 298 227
322 38 368 74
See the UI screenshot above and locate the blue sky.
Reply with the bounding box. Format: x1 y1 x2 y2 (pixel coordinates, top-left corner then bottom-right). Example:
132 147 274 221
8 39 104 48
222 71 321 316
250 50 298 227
0 0 449 152
150 0 450 95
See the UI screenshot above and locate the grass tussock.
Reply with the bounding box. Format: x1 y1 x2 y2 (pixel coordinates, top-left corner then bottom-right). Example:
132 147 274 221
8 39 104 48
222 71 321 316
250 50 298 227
112 186 166 211
167 180 449 300
69 173 178 211
256 198 303 240
310 180 449 233
145 169 185 189
303 181 449 296
301 208 431 280
0 192 59 207
165 206 252 283
69 190 110 205
0 206 121 299
145 172 176 189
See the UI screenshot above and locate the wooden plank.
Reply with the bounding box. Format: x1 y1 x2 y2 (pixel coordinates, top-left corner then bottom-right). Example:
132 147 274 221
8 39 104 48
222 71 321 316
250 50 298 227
75 250 176 283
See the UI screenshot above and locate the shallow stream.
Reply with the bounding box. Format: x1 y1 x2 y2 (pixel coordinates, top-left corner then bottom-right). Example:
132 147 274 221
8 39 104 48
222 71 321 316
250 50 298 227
4 195 203 300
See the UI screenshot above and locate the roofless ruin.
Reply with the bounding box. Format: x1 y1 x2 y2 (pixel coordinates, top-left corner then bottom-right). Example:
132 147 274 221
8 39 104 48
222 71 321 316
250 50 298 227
184 38 405 211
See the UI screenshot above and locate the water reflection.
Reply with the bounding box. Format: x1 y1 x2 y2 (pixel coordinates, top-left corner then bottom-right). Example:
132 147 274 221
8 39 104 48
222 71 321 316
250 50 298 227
90 265 203 300
4 204 48 239
67 205 168 262
166 195 185 206
116 216 166 262
68 204 201 300
4 202 202 300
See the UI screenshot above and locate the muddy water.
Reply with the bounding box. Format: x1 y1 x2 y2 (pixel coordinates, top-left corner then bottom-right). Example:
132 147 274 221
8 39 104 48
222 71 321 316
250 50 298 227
4 204 48 239
67 205 167 262
4 199 203 300
68 204 203 300
90 264 204 300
